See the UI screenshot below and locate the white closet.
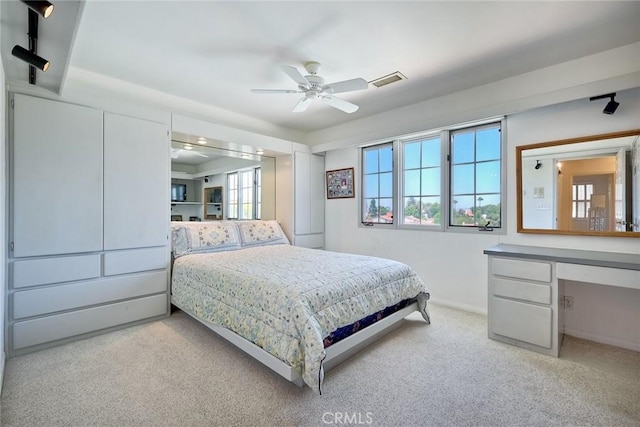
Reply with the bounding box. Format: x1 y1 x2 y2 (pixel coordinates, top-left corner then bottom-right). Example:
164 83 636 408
8 93 169 356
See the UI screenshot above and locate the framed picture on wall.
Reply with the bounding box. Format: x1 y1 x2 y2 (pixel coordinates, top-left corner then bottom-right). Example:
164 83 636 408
326 167 355 199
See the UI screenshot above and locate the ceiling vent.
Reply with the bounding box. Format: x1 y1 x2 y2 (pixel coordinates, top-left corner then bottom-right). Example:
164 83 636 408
370 71 407 88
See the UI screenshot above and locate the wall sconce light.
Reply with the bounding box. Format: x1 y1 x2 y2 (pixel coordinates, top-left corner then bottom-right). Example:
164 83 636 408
589 93 619 115
20 0 54 19
534 160 542 170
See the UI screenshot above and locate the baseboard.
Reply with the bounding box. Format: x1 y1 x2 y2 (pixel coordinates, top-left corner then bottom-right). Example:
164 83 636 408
428 297 487 316
564 327 640 352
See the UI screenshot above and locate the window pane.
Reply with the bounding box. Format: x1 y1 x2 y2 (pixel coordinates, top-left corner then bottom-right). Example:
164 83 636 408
451 131 474 164
421 168 440 195
364 149 379 174
404 142 420 170
404 197 421 224
586 184 593 200
577 202 585 218
379 172 393 197
578 185 585 200
379 198 393 222
404 170 420 195
364 198 378 221
421 196 441 225
451 195 476 226
364 174 379 198
452 164 474 194
422 138 440 167
380 147 393 172
476 161 500 193
476 127 501 161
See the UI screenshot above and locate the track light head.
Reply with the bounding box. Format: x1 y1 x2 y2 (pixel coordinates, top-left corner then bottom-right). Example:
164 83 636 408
20 1 54 19
535 160 542 170
589 92 619 115
12 45 50 72
603 98 619 115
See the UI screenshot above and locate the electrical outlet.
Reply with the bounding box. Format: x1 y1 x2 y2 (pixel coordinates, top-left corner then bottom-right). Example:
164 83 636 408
564 296 574 310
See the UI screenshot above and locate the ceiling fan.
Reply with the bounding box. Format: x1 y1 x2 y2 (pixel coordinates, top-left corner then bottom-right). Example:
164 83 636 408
171 146 208 160
251 61 369 113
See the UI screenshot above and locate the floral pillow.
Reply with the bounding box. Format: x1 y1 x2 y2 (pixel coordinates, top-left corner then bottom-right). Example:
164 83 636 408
235 220 290 247
171 221 241 257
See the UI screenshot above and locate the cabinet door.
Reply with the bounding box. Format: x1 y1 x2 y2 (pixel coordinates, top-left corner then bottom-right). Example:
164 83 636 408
104 113 168 250
12 94 103 257
294 152 325 235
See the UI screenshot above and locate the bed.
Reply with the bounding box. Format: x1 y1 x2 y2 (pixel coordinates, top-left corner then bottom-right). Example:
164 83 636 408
170 220 430 393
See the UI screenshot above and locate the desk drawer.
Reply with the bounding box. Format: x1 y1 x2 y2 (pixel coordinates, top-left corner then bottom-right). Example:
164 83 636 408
492 278 551 304
557 263 640 290
490 296 552 349
492 258 551 282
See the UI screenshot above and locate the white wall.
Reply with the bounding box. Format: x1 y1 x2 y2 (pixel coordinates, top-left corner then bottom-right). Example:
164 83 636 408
324 88 640 320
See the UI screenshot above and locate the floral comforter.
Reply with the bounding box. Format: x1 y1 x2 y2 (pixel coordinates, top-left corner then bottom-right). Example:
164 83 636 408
171 244 430 393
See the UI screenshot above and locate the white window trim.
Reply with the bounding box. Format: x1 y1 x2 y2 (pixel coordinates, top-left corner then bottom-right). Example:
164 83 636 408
358 117 507 234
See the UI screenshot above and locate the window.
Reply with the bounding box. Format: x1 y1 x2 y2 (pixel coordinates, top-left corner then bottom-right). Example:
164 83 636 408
572 183 593 219
227 167 261 220
362 143 394 224
361 120 504 233
402 136 441 226
449 123 502 228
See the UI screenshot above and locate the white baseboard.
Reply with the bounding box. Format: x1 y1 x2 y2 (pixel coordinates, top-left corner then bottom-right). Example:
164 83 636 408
428 297 487 316
564 327 640 352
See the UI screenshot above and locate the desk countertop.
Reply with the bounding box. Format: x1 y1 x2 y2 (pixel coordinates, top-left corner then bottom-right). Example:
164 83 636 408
484 244 640 271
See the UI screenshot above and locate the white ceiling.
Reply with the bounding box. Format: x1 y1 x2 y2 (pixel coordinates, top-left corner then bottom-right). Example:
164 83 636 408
2 1 639 134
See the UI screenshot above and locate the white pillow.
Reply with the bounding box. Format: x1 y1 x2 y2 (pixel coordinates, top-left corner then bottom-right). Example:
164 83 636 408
235 220 290 247
171 221 241 257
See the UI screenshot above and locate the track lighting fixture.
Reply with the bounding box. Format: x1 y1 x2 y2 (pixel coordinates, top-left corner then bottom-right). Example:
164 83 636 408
535 160 542 170
20 1 54 19
11 45 49 72
589 93 619 115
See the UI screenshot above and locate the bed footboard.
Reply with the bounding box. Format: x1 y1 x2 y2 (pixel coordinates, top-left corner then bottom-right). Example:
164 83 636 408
171 297 421 388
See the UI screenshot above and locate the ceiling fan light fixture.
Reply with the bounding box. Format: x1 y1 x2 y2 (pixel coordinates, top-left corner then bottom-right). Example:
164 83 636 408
20 0 54 19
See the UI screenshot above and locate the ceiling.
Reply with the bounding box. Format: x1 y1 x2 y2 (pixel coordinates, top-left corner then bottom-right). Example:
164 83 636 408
2 1 639 135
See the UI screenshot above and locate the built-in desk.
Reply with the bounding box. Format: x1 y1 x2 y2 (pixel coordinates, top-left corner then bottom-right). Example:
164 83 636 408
484 244 640 356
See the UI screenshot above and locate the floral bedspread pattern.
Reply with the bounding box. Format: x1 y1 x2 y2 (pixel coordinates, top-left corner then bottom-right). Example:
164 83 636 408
171 245 430 393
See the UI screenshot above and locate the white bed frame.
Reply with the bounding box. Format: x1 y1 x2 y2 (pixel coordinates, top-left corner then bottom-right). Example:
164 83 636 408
171 297 420 387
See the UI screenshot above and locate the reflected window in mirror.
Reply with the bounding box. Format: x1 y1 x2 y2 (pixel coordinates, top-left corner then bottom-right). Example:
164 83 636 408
517 129 640 237
227 167 261 220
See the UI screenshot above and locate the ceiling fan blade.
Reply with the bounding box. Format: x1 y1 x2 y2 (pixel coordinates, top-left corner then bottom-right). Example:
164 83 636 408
323 78 368 94
193 152 208 158
251 89 301 94
322 95 359 113
281 65 310 88
292 97 312 113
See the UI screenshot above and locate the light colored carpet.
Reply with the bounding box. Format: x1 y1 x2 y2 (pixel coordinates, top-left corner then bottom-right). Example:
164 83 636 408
1 304 638 427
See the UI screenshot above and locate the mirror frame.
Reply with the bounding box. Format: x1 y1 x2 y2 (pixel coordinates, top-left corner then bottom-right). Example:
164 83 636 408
516 129 640 238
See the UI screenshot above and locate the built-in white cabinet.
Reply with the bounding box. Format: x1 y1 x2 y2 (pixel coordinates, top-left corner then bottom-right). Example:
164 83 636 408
12 94 104 257
276 151 325 249
8 93 170 356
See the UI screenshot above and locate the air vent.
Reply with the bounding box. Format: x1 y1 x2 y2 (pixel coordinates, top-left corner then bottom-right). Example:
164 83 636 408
370 71 407 88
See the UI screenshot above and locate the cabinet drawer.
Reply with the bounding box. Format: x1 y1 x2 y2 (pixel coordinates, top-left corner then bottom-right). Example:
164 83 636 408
12 294 167 351
490 297 552 348
557 263 640 290
492 278 551 304
12 254 101 289
13 270 167 319
492 257 551 282
104 246 168 276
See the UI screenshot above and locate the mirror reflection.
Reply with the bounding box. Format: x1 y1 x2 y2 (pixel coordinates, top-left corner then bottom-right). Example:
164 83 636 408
169 136 276 222
518 130 640 236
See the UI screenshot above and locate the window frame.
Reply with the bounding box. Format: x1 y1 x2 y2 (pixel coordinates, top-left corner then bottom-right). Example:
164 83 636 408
359 118 506 234
226 166 262 220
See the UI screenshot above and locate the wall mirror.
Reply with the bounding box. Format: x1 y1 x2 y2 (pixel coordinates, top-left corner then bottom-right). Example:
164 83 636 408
517 129 639 237
170 131 277 221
